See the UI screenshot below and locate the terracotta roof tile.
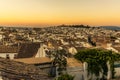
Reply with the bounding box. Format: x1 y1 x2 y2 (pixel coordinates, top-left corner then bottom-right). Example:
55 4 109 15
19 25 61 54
17 42 40 58
0 46 18 53
0 58 51 80
14 57 51 64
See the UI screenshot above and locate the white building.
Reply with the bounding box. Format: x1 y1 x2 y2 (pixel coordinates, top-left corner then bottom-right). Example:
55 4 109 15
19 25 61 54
0 46 18 59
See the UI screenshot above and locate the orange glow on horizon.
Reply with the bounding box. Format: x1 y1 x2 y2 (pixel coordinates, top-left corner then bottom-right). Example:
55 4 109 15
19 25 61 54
0 0 120 27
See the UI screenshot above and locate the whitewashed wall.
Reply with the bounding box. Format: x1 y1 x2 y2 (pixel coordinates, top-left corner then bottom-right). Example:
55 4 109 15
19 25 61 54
35 44 47 57
67 66 84 80
0 53 17 59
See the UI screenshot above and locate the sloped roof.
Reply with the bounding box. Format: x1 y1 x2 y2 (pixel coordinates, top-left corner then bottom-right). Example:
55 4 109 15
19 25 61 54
67 58 83 67
0 46 18 53
17 42 40 58
14 57 51 64
0 57 51 80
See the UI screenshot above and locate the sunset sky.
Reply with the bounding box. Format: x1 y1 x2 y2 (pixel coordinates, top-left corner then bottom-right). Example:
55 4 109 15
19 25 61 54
0 0 120 27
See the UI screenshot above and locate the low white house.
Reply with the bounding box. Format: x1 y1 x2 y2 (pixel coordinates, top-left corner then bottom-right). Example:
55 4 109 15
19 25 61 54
0 46 18 59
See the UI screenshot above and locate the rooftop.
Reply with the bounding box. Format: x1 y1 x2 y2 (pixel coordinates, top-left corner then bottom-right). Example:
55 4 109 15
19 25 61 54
0 57 51 80
17 42 40 58
0 46 18 53
67 58 83 67
14 57 51 64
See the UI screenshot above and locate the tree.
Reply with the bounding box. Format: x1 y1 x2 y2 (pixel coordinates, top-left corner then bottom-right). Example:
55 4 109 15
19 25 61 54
51 49 67 77
74 49 120 80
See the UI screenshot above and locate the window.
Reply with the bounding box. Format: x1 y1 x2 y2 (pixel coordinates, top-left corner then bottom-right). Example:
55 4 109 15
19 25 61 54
6 54 10 59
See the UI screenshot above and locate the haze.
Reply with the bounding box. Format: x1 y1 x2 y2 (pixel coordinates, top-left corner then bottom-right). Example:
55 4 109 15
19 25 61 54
0 0 120 27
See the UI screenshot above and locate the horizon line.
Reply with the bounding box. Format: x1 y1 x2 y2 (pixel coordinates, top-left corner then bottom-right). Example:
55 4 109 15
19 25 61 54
0 24 120 28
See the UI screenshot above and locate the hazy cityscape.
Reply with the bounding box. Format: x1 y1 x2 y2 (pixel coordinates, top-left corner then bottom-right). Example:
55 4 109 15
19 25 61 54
1 0 120 80
0 25 118 80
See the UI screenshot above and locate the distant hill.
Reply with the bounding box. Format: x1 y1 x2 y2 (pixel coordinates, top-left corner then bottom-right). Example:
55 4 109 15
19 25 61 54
100 26 120 30
57 24 91 28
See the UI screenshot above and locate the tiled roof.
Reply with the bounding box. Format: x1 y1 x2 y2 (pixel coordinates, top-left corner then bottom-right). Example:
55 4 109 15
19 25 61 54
0 58 51 80
0 46 18 53
17 42 40 58
14 57 51 64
